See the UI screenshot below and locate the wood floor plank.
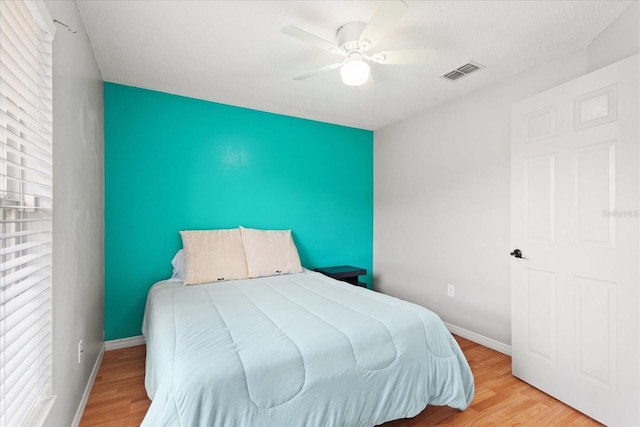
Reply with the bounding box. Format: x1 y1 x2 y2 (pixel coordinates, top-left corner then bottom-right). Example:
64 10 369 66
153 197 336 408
79 335 602 426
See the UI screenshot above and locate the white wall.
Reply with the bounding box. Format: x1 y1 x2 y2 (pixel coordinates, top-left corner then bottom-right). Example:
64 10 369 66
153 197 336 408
373 3 639 346
44 1 105 426
587 1 639 72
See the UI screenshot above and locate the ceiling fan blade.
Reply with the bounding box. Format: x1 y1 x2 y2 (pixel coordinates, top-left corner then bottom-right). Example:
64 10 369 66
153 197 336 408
370 49 437 65
358 1 408 50
293 62 344 81
281 26 344 56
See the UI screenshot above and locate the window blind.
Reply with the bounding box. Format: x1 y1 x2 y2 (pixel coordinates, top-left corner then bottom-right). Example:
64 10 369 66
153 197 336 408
0 1 55 426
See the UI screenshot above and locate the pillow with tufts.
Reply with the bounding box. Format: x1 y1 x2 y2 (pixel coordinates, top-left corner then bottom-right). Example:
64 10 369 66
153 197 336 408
239 226 303 278
180 228 248 285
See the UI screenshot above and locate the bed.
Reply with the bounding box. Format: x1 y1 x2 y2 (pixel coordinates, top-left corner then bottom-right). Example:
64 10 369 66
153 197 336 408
141 268 474 426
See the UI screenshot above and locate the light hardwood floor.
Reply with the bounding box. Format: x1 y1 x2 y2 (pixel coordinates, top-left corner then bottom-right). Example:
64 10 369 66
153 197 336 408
79 336 601 426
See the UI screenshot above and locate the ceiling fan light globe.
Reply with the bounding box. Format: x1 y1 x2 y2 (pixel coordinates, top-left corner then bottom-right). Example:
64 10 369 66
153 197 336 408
340 60 370 86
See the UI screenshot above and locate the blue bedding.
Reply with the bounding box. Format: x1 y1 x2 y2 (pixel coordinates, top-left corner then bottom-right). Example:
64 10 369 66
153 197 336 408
141 269 474 426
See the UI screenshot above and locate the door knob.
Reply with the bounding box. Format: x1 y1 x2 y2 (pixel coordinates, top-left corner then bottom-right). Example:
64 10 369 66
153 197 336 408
510 249 523 258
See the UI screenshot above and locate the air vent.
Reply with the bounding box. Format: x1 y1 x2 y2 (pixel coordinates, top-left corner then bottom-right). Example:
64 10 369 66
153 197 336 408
442 70 465 81
441 61 485 81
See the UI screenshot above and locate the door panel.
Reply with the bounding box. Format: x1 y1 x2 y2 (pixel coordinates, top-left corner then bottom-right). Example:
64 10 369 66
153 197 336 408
525 155 555 241
525 269 556 362
574 276 616 388
574 142 615 245
574 85 617 130
525 106 557 142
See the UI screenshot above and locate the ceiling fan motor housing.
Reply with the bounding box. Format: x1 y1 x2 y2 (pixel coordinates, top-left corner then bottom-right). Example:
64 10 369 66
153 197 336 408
336 22 368 53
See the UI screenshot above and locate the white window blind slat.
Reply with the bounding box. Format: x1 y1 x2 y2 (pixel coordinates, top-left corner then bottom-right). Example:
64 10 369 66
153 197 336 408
0 199 51 211
0 13 38 72
2 263 49 289
1 169 53 187
0 175 53 196
0 240 48 256
0 228 49 239
0 126 49 157
0 310 50 356
0 80 40 123
0 135 53 168
3 328 40 394
36 336 52 378
1 273 47 301
2 321 49 392
0 45 38 98
0 108 40 142
0 200 52 210
5 370 38 427
1 213 52 223
1 252 44 272
0 167 53 188
0 336 51 425
5 1 40 47
0 70 39 116
2 323 45 372
36 69 52 91
0 281 48 325
0 98 40 143
0 26 36 79
5 1 33 31
1 310 51 387
0 30 38 81
0 215 50 225
0 1 54 425
1 285 44 333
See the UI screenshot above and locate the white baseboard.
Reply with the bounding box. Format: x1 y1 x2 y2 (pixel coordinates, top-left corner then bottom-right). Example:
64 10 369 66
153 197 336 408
71 343 105 427
104 335 146 351
444 321 512 356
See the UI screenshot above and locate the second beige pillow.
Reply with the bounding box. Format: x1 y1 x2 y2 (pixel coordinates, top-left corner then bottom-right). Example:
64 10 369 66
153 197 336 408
239 226 303 278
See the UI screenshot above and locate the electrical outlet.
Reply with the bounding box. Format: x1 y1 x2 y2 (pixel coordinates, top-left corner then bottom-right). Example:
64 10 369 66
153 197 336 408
78 339 84 364
447 284 455 298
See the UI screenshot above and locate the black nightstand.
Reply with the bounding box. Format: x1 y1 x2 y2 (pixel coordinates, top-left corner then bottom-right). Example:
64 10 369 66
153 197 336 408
314 265 367 288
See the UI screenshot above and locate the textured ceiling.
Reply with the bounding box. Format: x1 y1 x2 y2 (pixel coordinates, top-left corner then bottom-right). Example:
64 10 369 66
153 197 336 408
76 0 631 130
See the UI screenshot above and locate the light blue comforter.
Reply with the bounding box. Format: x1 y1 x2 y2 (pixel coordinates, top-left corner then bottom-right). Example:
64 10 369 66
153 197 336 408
141 270 474 426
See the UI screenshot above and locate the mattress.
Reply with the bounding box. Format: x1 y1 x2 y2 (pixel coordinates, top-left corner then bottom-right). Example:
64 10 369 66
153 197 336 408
141 269 474 426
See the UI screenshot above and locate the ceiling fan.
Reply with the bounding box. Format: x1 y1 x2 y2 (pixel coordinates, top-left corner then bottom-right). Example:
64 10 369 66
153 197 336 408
281 1 436 86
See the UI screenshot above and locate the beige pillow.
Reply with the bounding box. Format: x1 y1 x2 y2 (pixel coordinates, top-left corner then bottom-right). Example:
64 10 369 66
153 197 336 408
239 226 303 278
180 229 248 285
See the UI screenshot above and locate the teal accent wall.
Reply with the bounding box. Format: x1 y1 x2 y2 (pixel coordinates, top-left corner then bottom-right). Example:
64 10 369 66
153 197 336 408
104 83 373 340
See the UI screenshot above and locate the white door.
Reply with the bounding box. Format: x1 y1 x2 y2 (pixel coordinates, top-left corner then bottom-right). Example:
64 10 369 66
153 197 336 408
511 54 639 426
